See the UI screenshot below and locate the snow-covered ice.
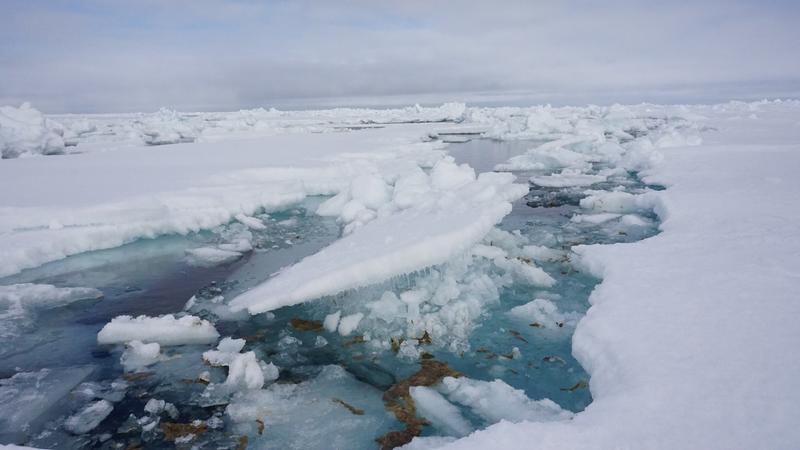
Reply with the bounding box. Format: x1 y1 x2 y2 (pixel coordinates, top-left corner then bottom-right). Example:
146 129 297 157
97 314 219 346
1 100 800 449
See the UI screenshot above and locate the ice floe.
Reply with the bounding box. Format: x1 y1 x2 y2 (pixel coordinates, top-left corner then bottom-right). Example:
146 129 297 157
97 314 219 346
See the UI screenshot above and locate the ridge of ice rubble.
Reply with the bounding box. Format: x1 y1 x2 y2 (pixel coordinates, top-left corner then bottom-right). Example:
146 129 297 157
230 158 528 314
0 103 66 159
97 314 219 346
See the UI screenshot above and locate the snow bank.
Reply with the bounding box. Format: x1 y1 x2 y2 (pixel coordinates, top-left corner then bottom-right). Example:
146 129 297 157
0 103 65 158
431 101 800 449
97 314 219 346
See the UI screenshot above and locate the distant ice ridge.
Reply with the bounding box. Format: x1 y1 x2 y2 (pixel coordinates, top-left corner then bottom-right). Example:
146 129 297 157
41 102 467 149
0 103 67 158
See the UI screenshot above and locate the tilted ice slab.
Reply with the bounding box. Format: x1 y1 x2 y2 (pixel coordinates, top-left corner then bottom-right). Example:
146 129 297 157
230 171 528 314
430 101 800 449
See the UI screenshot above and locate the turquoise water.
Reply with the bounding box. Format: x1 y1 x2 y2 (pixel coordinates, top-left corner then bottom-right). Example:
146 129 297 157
0 138 662 449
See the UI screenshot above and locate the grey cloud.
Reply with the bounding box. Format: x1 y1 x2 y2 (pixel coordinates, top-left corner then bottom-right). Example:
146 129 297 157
1 0 799 112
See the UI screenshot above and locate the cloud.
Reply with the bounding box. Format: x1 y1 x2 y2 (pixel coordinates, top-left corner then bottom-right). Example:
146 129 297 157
1 0 799 112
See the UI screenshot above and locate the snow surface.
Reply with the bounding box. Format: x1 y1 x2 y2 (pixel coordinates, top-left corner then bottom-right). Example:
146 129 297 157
429 102 800 449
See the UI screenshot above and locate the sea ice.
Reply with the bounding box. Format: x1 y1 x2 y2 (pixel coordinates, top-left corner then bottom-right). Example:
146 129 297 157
120 340 162 372
97 314 219 346
409 386 471 437
0 103 65 158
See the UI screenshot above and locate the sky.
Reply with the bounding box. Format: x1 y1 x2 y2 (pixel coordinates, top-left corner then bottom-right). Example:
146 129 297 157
1 0 799 113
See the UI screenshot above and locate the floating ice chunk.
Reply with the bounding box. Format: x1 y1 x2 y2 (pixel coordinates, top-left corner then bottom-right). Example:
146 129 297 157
63 400 113 435
337 312 364 336
323 311 341 333
97 314 219 346
570 213 623 224
530 169 607 188
579 190 657 214
202 337 246 366
438 376 572 423
185 246 243 267
143 398 178 419
203 337 273 390
507 298 578 329
261 361 280 383
120 340 161 372
314 335 329 348
0 103 65 158
226 352 265 390
234 214 266 230
520 245 564 263
409 386 471 437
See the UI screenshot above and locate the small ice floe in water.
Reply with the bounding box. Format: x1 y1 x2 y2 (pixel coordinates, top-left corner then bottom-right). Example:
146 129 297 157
570 213 623 224
507 298 580 330
97 314 219 346
579 190 658 214
143 398 179 419
64 399 114 435
202 337 278 391
120 340 162 372
530 168 607 188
